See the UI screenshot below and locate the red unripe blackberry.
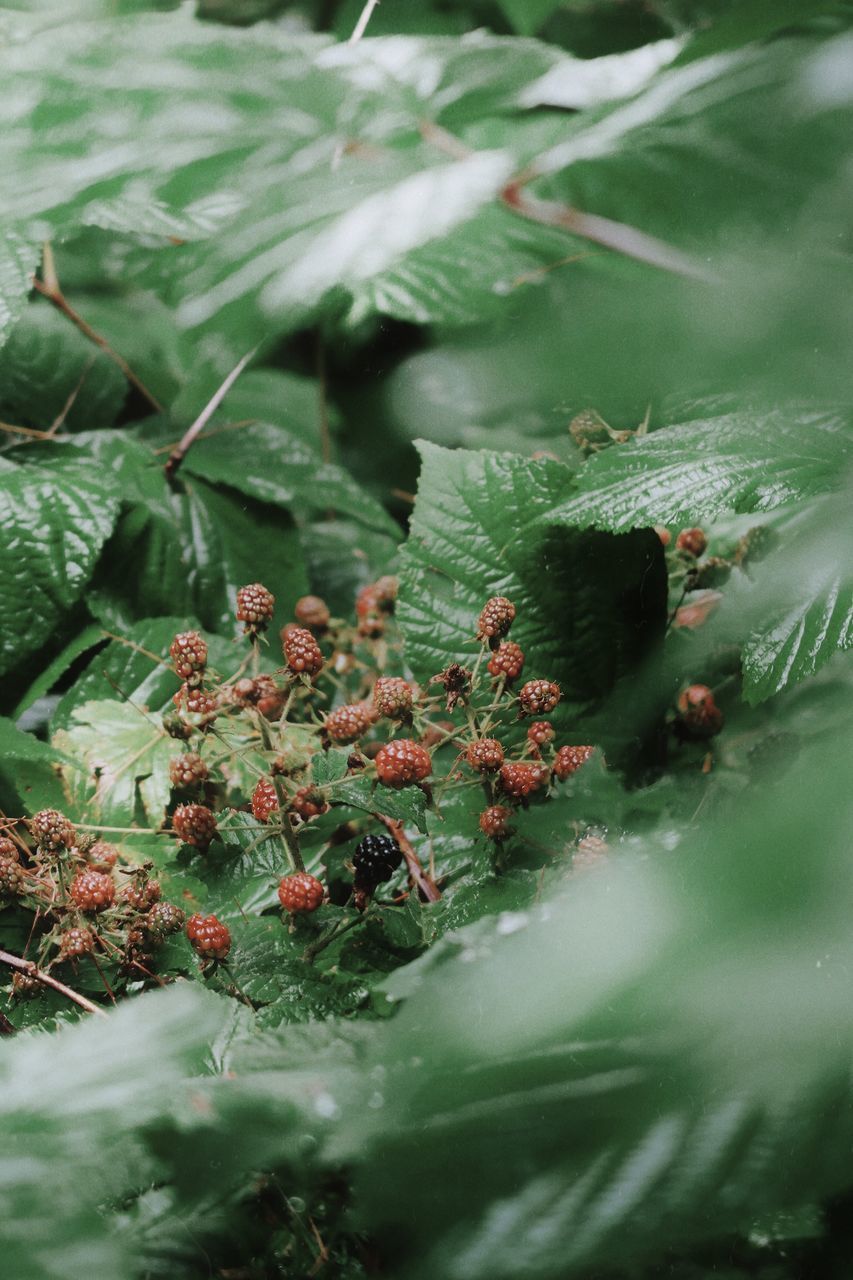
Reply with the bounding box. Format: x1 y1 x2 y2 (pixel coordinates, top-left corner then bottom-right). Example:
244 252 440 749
518 679 561 716
146 900 186 940
0 856 23 897
173 685 218 725
169 752 209 788
169 630 207 685
479 805 514 840
353 832 403 889
375 739 432 788
236 582 275 633
487 641 525 682
12 971 41 999
355 585 384 637
0 837 19 860
59 927 94 960
87 841 118 872
294 595 331 630
283 626 323 677
499 762 549 800
527 721 555 749
465 738 505 774
122 878 161 911
676 684 723 738
233 677 256 702
30 809 76 852
69 870 116 912
325 702 375 743
172 803 218 849
553 744 595 780
676 527 707 558
654 525 671 547
476 596 516 647
186 914 231 961
290 786 328 823
373 676 414 720
251 778 279 823
278 872 324 914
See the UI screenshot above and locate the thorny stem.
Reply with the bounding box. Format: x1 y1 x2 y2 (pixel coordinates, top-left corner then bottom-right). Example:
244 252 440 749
378 817 442 903
0 948 107 1017
33 248 164 412
348 0 379 43
164 346 258 478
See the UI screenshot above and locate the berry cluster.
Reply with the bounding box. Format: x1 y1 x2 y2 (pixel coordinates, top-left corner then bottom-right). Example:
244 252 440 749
2 809 189 1002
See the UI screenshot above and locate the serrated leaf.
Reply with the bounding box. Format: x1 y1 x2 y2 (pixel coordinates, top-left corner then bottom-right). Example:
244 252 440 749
183 421 399 536
329 774 429 834
53 698 175 825
0 303 127 429
0 230 38 350
313 747 351 786
0 458 121 678
398 442 665 738
548 409 853 531
741 492 853 703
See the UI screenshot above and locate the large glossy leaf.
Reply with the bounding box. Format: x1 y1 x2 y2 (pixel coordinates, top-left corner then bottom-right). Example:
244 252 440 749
548 409 853 531
0 230 38 350
0 455 121 677
398 442 666 731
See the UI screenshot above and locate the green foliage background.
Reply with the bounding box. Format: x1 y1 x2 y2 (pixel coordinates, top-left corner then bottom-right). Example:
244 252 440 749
1 0 852 1276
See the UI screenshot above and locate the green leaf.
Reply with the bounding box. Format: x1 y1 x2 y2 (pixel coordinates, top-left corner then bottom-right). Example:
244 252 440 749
313 747 351 786
0 303 126 429
548 409 853 532
496 0 563 36
183 421 400 536
398 442 665 734
0 457 121 678
329 774 429 834
11 623 107 719
0 230 38 351
741 493 853 703
53 698 175 825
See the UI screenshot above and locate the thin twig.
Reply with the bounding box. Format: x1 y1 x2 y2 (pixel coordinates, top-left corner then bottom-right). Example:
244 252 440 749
164 347 257 478
255 713 306 872
348 0 379 43
32 271 164 413
0 948 107 1017
46 354 96 436
378 817 441 902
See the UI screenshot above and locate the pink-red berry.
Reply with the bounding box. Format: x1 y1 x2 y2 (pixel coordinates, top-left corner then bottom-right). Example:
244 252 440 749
527 721 555 749
476 596 516 646
186 914 231 960
479 805 514 840
251 778 279 824
0 837 19 860
289 786 328 823
122 878 161 912
487 641 525 682
172 803 218 849
169 631 207 685
236 582 275 633
375 739 432 788
518 679 561 717
325 702 375 744
294 595 331 629
146 900 186 940
169 753 209 788
87 841 118 872
465 738 505 774
499 762 549 800
676 528 707 558
283 626 323 677
59 927 94 960
654 525 671 547
372 676 414 720
553 744 595 780
30 809 76 852
278 872 324 914
0 857 23 897
69 870 115 912
676 684 723 738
